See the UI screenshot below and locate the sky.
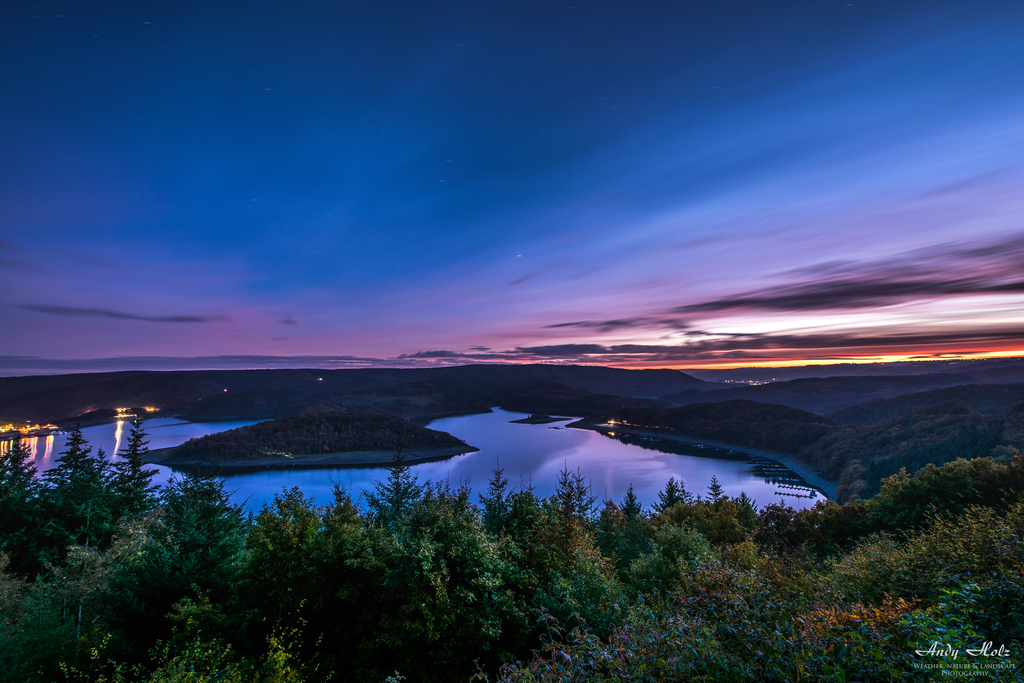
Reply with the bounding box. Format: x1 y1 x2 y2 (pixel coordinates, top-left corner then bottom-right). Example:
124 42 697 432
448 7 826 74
2 0 1024 375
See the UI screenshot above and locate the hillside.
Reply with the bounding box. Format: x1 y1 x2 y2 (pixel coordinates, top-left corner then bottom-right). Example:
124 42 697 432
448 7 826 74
0 365 706 423
167 410 469 462
660 372 1021 415
798 401 1003 503
685 356 1024 383
601 400 834 454
602 398 1020 505
826 383 1024 425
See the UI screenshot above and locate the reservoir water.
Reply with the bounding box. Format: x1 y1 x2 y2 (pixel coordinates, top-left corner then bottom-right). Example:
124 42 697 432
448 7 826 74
10 409 823 511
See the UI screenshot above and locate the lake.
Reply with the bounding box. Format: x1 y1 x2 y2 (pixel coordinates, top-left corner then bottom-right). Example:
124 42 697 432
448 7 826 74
8 409 824 511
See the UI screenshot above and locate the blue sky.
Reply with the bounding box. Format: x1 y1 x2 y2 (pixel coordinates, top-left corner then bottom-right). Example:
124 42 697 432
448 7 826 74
3 0 1024 373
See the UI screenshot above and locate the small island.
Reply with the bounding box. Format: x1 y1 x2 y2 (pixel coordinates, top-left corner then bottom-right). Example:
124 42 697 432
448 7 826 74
144 409 477 469
509 414 569 424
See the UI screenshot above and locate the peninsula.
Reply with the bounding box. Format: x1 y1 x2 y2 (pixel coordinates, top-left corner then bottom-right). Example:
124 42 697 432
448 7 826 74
143 409 477 469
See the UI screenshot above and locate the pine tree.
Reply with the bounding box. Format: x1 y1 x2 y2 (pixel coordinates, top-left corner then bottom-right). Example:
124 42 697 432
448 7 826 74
42 424 116 552
0 439 40 572
364 449 422 531
737 491 757 512
479 462 510 534
620 483 643 518
112 418 159 517
108 465 246 654
652 476 693 513
553 465 597 521
707 475 725 503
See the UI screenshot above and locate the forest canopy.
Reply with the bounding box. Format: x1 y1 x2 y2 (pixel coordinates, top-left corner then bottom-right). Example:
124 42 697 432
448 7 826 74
170 409 469 461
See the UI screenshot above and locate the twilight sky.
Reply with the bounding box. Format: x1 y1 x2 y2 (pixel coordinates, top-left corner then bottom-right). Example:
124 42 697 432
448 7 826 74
3 0 1024 374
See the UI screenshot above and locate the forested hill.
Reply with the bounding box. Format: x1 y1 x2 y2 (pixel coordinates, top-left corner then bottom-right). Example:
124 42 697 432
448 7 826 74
603 399 1024 504
661 371 1024 415
602 401 835 454
0 364 706 423
824 383 1024 425
800 401 1004 503
170 410 468 461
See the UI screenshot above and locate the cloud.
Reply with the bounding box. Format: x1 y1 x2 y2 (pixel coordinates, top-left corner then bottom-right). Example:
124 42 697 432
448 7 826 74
20 304 228 323
510 327 1024 363
673 234 1024 315
279 314 297 325
547 317 690 333
397 350 471 359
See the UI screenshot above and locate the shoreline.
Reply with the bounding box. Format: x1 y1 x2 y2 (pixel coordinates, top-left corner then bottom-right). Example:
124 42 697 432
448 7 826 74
568 419 837 500
144 444 479 471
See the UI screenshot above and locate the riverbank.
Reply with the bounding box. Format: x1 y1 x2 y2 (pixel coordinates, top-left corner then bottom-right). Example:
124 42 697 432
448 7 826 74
144 444 479 471
568 419 837 500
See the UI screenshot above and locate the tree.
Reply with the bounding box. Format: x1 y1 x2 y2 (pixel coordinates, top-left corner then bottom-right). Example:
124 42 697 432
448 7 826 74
41 425 116 555
112 419 159 518
107 466 246 656
652 477 693 513
707 475 725 504
363 450 422 531
479 462 511 535
620 484 643 518
0 439 40 573
553 465 597 521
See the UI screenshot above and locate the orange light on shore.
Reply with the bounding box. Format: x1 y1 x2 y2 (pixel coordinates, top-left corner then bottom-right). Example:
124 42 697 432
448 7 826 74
143 407 158 412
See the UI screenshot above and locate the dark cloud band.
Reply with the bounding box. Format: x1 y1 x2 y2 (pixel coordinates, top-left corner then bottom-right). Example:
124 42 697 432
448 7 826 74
20 304 228 324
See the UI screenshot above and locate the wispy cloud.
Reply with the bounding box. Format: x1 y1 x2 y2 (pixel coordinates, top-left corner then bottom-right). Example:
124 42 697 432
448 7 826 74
673 234 1024 315
20 305 228 323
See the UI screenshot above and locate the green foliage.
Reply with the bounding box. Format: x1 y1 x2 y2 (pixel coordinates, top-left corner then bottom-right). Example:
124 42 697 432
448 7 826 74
803 401 1003 503
626 524 712 595
480 463 511 535
41 425 118 558
4 424 1024 682
111 419 159 518
864 455 1023 533
106 468 246 656
0 440 39 574
651 476 692 513
363 450 423 531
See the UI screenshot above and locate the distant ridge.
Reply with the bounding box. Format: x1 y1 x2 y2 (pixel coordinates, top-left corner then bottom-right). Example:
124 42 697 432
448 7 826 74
0 364 706 423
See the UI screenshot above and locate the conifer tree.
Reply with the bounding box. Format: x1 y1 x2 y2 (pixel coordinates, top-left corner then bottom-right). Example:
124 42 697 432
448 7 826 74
0 439 40 572
707 475 725 503
364 449 422 531
620 483 643 518
113 418 159 517
553 465 597 521
479 461 510 534
42 425 115 552
652 476 693 513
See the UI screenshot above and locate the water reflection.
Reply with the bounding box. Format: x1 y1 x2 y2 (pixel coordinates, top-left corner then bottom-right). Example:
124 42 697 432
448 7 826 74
11 410 823 513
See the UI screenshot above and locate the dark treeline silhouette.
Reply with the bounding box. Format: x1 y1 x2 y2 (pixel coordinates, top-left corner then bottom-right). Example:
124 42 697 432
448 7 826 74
1 422 1023 682
605 400 834 453
170 409 468 461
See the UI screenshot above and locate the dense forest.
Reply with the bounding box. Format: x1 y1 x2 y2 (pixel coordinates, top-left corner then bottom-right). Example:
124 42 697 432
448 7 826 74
605 400 835 454
603 399 1024 504
1 421 1022 681
168 410 469 461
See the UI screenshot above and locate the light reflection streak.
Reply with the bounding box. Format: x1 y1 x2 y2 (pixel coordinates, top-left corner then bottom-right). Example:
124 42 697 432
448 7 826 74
112 420 125 461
